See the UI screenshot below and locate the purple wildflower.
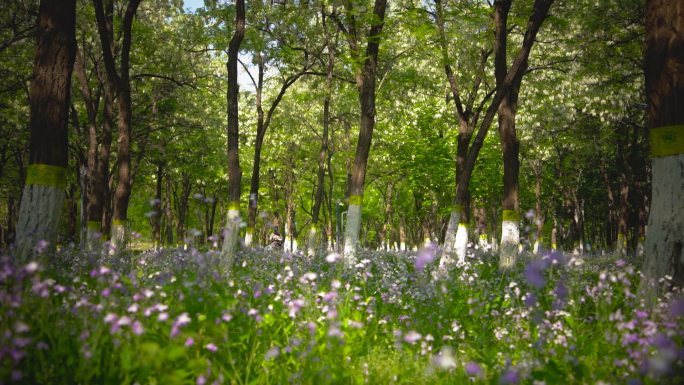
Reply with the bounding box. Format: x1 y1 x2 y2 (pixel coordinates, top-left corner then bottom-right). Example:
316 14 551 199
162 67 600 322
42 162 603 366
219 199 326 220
500 369 520 384
205 343 218 352
465 361 483 377
524 259 547 288
415 246 435 273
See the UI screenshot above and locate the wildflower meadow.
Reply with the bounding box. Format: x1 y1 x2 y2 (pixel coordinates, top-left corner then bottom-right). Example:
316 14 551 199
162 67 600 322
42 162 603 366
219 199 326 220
1 242 682 384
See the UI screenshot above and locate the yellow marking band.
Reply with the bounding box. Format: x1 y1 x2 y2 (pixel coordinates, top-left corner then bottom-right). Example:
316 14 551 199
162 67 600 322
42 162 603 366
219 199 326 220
228 201 240 211
551 243 557 250
246 226 254 233
453 204 462 214
87 221 101 230
349 195 362 205
650 125 684 157
479 234 487 240
310 225 317 233
25 164 67 189
458 222 470 229
502 210 519 221
112 219 127 226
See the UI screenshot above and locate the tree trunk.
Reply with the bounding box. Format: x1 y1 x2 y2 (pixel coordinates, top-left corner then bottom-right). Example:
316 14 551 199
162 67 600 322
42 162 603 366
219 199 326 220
495 0 525 269
151 162 163 249
342 0 387 263
532 163 544 254
93 0 141 254
15 0 76 261
640 0 684 299
221 0 245 270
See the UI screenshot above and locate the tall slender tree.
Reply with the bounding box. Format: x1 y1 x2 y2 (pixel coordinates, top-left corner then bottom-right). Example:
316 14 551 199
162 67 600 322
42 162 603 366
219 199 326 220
221 0 246 268
334 0 388 262
639 0 684 299
92 0 141 253
15 0 77 260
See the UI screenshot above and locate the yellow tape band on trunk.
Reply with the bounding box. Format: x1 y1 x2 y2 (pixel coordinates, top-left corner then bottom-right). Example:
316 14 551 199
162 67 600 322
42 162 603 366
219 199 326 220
349 195 362 205
112 219 127 226
228 201 240 211
502 210 519 221
453 204 462 214
479 234 487 240
25 164 67 189
246 226 254 233
650 125 684 157
458 222 469 229
87 221 101 230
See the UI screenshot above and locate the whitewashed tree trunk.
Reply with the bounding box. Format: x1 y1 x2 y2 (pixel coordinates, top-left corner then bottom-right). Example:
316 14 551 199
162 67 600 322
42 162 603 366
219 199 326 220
442 209 459 253
15 184 65 261
343 203 361 265
86 222 102 252
110 221 127 255
307 226 317 256
221 207 241 272
617 232 627 254
499 220 519 268
439 210 461 267
479 234 489 250
533 239 541 254
244 227 253 247
455 223 469 263
640 154 684 299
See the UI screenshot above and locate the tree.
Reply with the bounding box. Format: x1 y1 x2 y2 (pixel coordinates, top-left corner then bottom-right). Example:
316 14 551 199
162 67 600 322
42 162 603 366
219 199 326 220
437 0 555 266
15 0 77 260
333 0 388 262
92 0 142 253
639 0 684 298
243 2 318 248
221 0 245 269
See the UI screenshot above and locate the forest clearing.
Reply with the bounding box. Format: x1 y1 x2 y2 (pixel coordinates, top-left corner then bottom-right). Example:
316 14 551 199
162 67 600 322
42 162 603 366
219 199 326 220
0 0 683 384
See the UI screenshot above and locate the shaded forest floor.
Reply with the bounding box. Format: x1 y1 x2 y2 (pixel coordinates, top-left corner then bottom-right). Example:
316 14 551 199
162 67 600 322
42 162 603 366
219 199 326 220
1 243 683 384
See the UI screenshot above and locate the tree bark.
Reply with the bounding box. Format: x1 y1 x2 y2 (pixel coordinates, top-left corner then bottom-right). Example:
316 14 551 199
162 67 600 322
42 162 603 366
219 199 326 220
15 0 76 261
221 0 245 269
640 0 684 299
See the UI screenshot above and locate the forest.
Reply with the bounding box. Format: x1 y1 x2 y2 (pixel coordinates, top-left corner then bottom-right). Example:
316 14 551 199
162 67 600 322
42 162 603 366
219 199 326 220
0 0 683 384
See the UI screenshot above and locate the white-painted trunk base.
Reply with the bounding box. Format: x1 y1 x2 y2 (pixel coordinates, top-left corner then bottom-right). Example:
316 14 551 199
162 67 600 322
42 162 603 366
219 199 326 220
15 184 65 261
343 204 362 266
455 224 469 263
533 240 541 254
478 235 489 250
499 220 519 268
221 209 241 272
399 242 406 251
439 211 461 268
86 228 102 252
110 223 127 255
640 154 684 300
307 227 317 256
442 210 460 253
244 228 253 247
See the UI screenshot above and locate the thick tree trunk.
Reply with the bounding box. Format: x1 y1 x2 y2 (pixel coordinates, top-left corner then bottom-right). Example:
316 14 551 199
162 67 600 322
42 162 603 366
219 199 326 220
342 0 387 263
15 0 76 261
640 0 684 299
221 0 245 269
